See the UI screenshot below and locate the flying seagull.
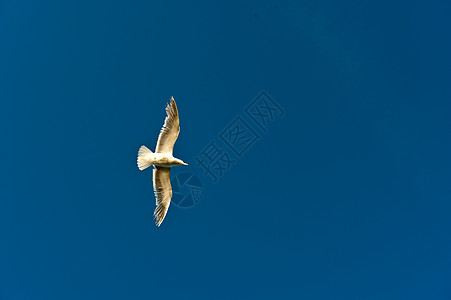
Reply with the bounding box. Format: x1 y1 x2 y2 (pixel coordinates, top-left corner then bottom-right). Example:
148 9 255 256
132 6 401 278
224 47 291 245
137 97 188 226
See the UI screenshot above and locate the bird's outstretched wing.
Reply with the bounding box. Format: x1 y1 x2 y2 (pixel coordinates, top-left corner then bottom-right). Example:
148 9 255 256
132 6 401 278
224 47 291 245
155 97 180 154
153 166 172 226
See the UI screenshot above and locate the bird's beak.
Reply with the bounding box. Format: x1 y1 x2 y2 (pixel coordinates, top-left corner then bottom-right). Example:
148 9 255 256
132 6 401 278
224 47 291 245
182 162 188 166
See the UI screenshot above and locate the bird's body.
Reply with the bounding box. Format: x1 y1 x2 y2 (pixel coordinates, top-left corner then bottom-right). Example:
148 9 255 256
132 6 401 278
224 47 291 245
137 97 187 226
139 152 187 168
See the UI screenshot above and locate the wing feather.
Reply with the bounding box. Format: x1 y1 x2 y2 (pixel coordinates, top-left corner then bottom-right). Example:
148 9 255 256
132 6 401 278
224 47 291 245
155 97 180 154
153 166 172 226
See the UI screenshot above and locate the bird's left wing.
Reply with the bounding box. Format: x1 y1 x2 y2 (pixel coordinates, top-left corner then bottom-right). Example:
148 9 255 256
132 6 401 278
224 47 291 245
155 97 180 154
153 166 172 226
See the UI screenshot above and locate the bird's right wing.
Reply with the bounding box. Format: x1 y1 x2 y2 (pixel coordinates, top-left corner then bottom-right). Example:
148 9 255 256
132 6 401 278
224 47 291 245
153 166 172 226
155 97 180 154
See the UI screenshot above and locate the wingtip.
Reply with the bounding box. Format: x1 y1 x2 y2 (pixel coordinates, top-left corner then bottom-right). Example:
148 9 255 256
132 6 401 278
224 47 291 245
155 217 164 227
166 96 176 108
153 203 168 227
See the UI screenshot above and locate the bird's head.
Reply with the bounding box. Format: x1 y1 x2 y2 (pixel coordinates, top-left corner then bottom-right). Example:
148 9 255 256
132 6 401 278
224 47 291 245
177 159 188 166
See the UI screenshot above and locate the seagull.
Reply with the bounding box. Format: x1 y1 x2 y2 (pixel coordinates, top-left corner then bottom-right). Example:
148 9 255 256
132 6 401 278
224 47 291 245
137 97 188 226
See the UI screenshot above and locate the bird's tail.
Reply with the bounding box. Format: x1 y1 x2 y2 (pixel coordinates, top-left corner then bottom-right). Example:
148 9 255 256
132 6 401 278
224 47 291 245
137 145 153 170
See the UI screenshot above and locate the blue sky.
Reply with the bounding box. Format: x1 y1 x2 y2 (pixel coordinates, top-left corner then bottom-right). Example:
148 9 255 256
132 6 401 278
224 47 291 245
1 1 450 299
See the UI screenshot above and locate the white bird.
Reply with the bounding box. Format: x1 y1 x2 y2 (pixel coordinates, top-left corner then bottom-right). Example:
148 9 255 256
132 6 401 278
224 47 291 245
137 97 188 226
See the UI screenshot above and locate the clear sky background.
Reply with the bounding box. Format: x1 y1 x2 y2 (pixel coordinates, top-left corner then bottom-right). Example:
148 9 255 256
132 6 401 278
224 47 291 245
1 1 450 299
